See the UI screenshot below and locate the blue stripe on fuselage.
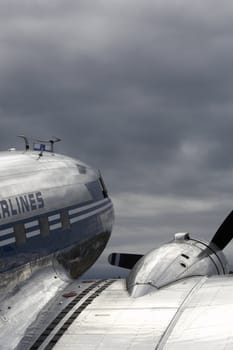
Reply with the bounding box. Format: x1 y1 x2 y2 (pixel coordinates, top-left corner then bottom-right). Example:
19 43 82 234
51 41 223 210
0 198 113 272
0 198 110 240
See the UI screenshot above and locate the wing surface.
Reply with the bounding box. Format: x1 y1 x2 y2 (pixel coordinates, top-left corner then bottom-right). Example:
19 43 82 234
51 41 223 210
4 275 233 349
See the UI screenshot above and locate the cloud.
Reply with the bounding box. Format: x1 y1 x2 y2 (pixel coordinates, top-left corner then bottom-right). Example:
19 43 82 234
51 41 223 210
1 1 233 275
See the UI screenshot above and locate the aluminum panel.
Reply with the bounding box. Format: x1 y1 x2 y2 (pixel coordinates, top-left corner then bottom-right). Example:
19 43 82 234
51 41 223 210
162 276 233 349
53 279 201 350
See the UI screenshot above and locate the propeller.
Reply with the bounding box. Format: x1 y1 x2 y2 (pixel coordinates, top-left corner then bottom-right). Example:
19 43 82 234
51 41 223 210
210 210 233 250
109 211 233 271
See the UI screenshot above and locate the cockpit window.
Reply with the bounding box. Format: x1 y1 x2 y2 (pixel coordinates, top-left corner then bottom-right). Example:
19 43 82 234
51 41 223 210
76 164 87 174
99 174 108 198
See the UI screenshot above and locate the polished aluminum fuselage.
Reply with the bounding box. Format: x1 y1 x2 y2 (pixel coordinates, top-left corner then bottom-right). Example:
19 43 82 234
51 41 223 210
0 150 114 299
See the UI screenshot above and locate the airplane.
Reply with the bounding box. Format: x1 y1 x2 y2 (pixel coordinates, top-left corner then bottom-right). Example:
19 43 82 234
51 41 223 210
0 136 114 349
2 139 233 349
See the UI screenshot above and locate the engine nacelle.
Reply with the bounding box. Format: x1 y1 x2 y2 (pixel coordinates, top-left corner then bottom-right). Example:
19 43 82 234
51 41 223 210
127 232 229 297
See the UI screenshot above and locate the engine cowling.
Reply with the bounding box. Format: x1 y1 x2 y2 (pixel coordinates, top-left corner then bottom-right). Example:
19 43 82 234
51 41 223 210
127 232 229 297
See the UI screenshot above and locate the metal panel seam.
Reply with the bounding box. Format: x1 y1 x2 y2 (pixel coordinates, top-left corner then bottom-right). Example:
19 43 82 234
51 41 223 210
29 280 103 350
43 280 114 350
155 277 207 350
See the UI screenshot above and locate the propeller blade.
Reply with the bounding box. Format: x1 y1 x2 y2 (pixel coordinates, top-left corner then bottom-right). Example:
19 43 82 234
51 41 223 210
210 210 233 250
108 253 143 270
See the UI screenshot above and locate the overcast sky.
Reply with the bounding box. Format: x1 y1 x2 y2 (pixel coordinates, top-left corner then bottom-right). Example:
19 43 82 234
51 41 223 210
1 0 233 277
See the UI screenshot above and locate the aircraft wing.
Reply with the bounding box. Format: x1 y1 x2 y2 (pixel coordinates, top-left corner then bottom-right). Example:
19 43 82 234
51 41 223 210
11 275 233 349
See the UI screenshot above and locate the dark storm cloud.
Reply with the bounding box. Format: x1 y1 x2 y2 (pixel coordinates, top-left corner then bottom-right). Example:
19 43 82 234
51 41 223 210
1 1 233 275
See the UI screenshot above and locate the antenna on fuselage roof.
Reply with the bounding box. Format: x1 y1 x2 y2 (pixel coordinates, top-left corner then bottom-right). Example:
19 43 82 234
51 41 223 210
18 135 30 151
18 135 61 154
